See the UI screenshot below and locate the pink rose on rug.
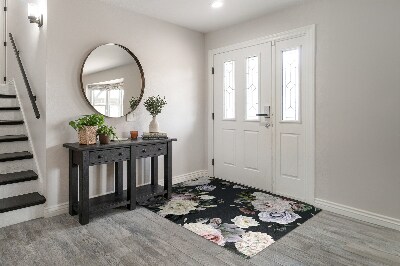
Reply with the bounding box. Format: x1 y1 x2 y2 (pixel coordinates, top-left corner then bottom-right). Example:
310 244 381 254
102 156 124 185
183 222 226 246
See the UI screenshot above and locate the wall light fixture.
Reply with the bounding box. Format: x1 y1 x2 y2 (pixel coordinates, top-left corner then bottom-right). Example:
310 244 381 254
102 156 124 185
28 3 43 27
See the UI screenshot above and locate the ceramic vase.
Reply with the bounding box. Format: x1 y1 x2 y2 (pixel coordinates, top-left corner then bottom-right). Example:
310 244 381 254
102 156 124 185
149 116 159 133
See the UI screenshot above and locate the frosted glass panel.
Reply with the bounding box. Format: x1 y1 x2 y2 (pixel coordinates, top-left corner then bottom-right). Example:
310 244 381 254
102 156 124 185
282 48 300 121
246 56 259 120
223 61 235 119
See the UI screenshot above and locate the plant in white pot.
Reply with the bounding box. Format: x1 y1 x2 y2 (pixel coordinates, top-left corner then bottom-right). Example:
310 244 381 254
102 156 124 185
144 95 167 133
69 114 104 145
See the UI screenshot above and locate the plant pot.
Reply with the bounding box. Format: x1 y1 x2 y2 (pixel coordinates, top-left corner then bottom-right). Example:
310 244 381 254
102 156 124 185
149 116 159 133
78 126 97 145
99 134 111 144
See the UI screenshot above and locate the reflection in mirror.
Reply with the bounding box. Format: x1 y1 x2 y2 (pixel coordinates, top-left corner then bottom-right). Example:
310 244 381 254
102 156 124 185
81 44 144 118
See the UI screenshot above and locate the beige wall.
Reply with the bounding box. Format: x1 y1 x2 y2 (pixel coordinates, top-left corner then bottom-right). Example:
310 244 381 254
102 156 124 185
7 0 47 183
206 0 400 219
46 0 206 207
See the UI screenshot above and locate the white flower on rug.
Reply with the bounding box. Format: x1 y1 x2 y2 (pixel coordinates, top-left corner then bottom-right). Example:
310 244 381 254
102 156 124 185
231 215 260 229
251 192 292 212
235 232 275 257
199 195 215 200
196 185 216 192
184 223 226 246
179 177 211 187
158 199 198 216
258 210 301 224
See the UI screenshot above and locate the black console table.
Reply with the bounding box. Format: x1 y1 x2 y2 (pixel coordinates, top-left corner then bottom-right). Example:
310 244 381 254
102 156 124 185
63 138 176 225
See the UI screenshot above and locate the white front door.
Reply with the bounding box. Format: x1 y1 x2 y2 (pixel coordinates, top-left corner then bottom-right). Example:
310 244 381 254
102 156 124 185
274 36 308 201
213 43 272 190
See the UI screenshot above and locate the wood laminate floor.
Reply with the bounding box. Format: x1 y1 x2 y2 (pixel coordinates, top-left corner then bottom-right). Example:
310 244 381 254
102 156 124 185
0 207 399 266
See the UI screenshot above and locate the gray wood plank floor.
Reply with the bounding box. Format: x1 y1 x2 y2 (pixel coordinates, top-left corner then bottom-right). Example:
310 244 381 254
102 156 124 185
0 207 399 266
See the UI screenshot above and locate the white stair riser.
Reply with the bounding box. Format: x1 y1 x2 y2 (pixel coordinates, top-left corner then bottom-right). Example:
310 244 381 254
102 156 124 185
0 204 44 228
0 124 26 135
0 141 31 153
0 159 35 174
0 85 15 95
0 110 22 120
0 180 39 199
0 98 18 107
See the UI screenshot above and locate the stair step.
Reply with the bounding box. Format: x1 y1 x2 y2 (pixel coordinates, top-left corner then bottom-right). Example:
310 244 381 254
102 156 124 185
0 107 20 111
0 94 16 99
0 151 33 162
0 170 38 186
0 120 24 125
0 135 28 143
0 192 46 213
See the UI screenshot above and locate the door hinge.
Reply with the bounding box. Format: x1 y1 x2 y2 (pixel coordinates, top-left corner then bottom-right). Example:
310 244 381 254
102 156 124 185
3 7 7 12
212 159 214 166
3 42 6 47
212 113 214 120
211 67 214 75
3 77 6 82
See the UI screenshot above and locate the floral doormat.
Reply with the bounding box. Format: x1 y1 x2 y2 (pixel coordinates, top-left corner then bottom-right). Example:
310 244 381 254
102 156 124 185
140 177 321 258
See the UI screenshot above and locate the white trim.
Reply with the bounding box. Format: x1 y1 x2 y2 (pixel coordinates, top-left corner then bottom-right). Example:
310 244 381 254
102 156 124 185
0 204 44 228
44 170 208 218
208 25 315 203
315 198 400 231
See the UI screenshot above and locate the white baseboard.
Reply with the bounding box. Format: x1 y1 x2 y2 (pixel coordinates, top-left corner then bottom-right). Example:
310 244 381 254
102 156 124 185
44 170 208 218
315 198 400 231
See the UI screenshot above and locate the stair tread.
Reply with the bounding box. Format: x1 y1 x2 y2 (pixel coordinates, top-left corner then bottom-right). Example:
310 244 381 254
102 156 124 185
0 120 24 125
0 192 45 213
0 94 16 99
0 151 33 162
0 135 28 143
0 107 20 111
0 170 38 186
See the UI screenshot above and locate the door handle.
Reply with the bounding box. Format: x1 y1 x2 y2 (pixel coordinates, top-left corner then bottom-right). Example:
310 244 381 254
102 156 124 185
265 123 271 128
256 114 270 118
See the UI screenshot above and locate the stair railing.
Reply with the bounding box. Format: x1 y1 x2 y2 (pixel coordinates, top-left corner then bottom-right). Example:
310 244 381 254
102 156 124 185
8 33 40 119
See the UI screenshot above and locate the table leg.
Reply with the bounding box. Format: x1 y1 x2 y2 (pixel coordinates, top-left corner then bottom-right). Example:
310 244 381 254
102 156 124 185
115 161 123 196
151 157 158 186
164 142 172 199
69 150 78 216
79 151 90 225
127 159 136 210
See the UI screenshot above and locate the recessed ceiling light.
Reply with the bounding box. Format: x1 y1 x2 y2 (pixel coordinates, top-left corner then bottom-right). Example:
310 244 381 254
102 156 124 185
211 1 223 8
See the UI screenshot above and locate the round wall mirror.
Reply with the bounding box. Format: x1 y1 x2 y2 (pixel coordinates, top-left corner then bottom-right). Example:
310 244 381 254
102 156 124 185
80 43 145 118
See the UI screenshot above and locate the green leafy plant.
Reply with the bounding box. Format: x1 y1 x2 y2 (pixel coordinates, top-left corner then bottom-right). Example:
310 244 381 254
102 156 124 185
144 95 167 117
97 125 118 139
129 96 141 111
69 114 105 131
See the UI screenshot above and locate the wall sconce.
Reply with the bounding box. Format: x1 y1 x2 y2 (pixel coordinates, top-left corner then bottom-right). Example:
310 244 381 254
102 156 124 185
28 3 43 27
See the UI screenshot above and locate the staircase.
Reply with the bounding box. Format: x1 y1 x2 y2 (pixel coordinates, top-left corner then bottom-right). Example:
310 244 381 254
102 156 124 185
0 83 45 228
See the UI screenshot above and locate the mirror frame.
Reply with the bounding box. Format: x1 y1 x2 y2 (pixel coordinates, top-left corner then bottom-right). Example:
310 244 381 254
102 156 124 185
80 43 145 118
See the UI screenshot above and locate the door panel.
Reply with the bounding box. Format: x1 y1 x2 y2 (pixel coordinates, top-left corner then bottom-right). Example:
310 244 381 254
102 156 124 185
275 37 307 201
214 43 272 191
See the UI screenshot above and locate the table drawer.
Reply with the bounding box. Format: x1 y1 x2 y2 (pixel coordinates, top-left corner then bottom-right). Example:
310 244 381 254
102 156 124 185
134 143 167 158
89 147 130 165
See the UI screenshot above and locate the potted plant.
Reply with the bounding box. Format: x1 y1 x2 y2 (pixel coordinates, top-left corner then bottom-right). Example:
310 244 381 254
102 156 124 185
69 114 104 145
144 95 167 133
129 96 141 112
97 125 118 144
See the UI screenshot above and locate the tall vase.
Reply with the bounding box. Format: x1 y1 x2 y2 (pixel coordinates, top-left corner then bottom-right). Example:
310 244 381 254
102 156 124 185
149 116 159 133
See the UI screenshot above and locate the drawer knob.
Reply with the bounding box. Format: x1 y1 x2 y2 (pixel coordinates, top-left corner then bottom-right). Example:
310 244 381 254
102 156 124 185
119 153 123 156
142 149 146 153
158 147 163 151
98 155 103 159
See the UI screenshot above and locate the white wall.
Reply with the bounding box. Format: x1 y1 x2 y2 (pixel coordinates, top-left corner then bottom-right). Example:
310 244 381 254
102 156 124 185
206 0 400 219
45 0 206 208
7 0 47 181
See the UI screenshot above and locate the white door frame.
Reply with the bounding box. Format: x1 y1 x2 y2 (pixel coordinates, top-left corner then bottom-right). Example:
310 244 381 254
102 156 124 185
208 25 316 204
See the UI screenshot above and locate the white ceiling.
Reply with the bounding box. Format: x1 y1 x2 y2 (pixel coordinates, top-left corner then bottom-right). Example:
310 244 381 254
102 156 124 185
83 45 135 75
97 0 304 33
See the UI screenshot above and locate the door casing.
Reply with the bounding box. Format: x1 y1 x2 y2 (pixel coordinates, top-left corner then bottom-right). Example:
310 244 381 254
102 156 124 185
208 25 316 204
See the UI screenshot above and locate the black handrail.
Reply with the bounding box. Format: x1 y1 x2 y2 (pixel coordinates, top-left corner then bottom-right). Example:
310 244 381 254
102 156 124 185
9 33 40 119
